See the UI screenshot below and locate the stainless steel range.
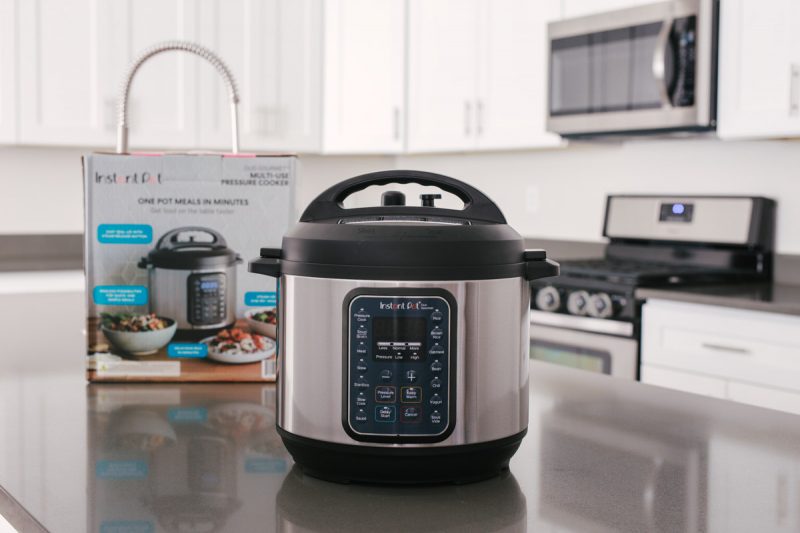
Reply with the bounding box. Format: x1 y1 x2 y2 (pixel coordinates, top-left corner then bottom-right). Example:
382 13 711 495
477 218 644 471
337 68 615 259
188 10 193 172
530 195 775 379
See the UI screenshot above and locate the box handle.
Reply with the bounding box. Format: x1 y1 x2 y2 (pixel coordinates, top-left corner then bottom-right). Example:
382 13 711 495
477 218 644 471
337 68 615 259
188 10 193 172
116 40 240 154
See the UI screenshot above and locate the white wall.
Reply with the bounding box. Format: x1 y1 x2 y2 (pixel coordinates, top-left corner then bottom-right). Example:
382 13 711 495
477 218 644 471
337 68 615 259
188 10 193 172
3 138 800 253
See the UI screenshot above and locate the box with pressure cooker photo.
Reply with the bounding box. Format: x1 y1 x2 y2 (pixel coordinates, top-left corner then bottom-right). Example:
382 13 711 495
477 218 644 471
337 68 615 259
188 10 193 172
83 153 295 382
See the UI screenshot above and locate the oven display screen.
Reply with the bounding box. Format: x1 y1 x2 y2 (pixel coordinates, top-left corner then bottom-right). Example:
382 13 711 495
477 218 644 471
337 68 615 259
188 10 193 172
373 317 427 361
660 202 694 222
531 340 611 374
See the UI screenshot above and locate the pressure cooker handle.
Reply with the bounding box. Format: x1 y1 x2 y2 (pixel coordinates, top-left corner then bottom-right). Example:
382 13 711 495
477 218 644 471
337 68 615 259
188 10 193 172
156 226 228 251
299 170 507 224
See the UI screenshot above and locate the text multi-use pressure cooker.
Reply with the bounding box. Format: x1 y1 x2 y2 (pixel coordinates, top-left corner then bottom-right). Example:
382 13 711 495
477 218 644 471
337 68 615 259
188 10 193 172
139 227 241 333
250 170 559 484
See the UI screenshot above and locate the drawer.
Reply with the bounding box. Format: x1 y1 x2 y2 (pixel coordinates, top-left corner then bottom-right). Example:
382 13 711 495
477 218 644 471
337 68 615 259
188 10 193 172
727 382 800 416
641 365 728 399
642 300 800 392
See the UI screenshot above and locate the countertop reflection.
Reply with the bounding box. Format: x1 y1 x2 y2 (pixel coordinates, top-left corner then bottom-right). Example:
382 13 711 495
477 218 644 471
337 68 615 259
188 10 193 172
3 292 800 532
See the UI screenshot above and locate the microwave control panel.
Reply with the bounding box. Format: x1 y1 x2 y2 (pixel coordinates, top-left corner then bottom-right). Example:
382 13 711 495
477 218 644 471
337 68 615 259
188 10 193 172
187 273 227 325
345 292 454 442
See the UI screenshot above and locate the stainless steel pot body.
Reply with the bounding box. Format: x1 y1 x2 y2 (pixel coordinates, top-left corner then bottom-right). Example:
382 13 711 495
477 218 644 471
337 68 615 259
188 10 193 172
277 274 530 447
148 265 237 330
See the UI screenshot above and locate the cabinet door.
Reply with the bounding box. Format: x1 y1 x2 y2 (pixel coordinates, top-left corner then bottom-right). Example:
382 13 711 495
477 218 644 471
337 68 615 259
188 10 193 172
321 0 405 154
406 0 479 152
476 0 562 150
717 0 800 139
0 0 16 143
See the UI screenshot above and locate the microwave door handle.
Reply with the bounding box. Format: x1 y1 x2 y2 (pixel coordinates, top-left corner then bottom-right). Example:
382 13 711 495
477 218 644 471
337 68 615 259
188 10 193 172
652 17 674 107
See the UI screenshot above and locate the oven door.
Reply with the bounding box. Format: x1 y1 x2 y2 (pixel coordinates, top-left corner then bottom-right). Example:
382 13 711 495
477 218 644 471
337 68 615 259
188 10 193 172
530 321 639 380
547 0 717 136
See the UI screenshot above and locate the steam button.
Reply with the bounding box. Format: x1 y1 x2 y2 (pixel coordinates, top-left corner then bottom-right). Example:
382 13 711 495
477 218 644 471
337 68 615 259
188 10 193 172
430 360 443 373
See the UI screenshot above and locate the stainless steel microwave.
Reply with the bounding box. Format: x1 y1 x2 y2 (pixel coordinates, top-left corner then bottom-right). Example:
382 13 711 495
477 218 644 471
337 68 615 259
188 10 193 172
547 0 719 137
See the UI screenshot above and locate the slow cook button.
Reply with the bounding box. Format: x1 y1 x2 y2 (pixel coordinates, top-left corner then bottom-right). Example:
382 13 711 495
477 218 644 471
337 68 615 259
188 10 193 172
354 409 368 424
375 386 396 403
401 406 421 423
355 392 367 407
375 405 396 423
401 386 422 403
429 393 443 407
430 411 442 425
430 378 442 389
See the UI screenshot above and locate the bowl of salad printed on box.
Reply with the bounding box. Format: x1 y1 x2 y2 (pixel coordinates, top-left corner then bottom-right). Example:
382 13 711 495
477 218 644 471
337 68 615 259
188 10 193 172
202 328 276 364
100 313 177 356
245 308 277 339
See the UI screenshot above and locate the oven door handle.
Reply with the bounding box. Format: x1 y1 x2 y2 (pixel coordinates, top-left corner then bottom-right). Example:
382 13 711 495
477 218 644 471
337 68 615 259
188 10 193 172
652 16 674 107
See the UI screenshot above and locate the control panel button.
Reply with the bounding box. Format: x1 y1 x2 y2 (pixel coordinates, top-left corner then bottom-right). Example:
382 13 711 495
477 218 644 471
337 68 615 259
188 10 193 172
429 344 445 357
379 369 393 382
567 290 590 316
430 377 442 389
405 370 418 383
431 310 443 321
429 393 443 407
355 359 368 373
375 386 396 403
354 409 368 424
430 360 443 373
401 406 421 423
355 343 368 356
430 326 443 341
353 378 369 389
401 386 422 403
375 405 396 423
430 411 442 425
355 392 367 407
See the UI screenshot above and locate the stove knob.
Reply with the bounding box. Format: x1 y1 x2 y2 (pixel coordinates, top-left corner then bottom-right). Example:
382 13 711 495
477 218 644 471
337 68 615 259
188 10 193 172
566 290 590 316
587 292 614 319
535 286 561 312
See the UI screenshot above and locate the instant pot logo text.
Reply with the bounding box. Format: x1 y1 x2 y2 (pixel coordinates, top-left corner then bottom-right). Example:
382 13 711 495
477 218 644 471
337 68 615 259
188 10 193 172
379 301 423 310
95 171 162 185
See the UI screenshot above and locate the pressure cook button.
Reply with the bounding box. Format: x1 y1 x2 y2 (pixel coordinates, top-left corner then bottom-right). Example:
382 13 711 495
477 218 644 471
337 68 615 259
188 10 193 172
375 386 396 403
405 370 418 383
401 386 422 403
430 411 442 424
430 378 442 389
375 405 396 423
429 393 443 407
380 369 393 381
400 406 421 423
430 360 443 373
356 360 368 373
354 409 368 424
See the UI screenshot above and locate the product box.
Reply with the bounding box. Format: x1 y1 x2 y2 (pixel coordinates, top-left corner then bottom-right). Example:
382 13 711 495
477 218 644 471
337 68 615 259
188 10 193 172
83 153 295 381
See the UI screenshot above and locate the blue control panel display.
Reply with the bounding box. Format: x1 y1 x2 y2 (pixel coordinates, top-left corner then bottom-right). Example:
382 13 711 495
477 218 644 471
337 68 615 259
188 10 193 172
347 294 452 438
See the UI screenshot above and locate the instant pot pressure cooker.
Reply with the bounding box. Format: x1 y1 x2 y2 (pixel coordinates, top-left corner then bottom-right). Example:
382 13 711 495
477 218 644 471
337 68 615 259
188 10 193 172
140 227 241 333
250 170 559 484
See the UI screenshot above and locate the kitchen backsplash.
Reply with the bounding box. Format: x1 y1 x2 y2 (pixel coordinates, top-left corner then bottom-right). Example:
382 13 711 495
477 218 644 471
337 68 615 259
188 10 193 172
3 138 800 253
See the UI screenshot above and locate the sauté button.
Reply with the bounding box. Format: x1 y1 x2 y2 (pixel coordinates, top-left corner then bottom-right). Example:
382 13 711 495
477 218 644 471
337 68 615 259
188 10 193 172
375 405 396 423
430 360 443 373
430 377 442 389
401 386 422 403
400 406 421 423
430 411 443 424
375 386 396 403
354 409 368 424
356 360 368 373
405 370 418 383
380 369 393 381
429 393 443 407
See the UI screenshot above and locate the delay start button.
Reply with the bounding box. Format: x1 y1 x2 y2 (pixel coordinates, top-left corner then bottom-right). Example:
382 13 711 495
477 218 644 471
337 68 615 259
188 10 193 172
375 405 396 423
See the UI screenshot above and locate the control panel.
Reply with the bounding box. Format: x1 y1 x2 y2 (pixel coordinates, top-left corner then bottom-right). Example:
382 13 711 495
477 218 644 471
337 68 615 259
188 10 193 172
187 273 227 325
345 292 454 441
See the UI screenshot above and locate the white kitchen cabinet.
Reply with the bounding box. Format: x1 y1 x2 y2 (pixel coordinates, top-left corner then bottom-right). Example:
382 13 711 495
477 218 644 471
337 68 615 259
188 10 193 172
0 0 16 143
407 0 560 153
561 0 655 18
641 299 800 415
717 0 800 139
17 0 197 149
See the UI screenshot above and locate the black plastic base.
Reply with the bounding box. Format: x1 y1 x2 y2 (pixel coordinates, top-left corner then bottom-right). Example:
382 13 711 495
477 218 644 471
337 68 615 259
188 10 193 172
277 426 527 485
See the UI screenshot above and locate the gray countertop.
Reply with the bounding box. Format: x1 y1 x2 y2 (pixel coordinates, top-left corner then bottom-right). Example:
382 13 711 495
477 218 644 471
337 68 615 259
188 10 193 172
4 291 800 532
636 282 800 316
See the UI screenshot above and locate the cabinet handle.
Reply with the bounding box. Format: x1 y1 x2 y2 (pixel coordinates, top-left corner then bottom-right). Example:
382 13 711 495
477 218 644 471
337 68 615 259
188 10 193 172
701 342 751 355
790 64 799 117
393 106 400 141
464 101 472 136
476 100 484 136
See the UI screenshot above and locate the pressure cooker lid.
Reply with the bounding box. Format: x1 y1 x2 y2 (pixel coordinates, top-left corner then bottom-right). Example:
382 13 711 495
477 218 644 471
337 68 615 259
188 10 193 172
144 227 240 270
253 170 559 281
